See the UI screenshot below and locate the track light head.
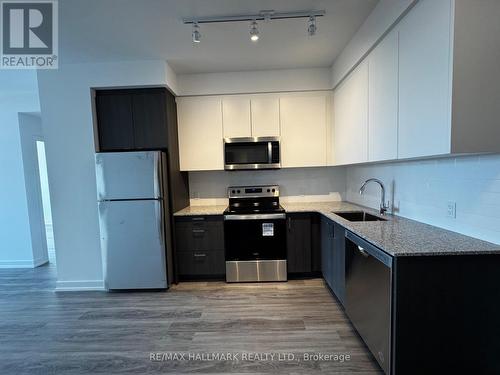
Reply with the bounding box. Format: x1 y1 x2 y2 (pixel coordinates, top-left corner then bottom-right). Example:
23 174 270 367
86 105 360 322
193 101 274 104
308 16 317 36
250 20 259 42
192 22 201 43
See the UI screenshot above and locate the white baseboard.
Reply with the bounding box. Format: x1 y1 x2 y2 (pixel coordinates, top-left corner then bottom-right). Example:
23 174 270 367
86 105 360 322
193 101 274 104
55 279 105 292
0 259 45 268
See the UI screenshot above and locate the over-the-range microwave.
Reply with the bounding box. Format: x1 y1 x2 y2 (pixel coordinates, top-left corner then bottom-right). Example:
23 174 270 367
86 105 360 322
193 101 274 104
224 137 280 170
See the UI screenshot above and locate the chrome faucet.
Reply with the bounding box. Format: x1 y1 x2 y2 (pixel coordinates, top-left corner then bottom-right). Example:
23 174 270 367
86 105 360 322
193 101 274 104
359 178 389 215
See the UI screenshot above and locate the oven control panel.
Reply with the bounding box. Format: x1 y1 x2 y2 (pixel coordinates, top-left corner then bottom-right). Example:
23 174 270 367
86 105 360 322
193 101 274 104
228 185 279 199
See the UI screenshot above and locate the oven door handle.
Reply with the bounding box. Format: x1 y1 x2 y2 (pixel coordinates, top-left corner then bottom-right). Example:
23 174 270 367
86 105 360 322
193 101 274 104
224 213 286 221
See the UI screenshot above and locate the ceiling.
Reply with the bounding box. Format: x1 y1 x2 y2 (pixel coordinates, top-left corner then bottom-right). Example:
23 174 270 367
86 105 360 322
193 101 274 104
59 0 379 74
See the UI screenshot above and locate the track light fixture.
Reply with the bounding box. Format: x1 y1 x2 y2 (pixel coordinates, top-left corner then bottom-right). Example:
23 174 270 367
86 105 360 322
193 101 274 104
250 20 259 42
192 22 201 43
183 10 325 43
308 16 317 36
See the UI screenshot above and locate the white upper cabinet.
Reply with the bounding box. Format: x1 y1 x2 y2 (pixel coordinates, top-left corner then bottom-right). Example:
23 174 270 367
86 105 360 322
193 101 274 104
250 95 280 137
280 92 328 168
397 0 452 159
334 61 369 165
177 96 223 171
222 96 251 138
368 30 398 162
222 95 280 138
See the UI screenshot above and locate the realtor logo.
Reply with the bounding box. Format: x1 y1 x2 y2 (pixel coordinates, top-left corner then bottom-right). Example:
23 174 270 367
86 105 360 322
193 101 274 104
1 0 58 69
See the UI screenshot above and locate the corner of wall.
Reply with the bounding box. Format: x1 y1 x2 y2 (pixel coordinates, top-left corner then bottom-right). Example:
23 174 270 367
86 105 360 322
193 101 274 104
164 61 179 95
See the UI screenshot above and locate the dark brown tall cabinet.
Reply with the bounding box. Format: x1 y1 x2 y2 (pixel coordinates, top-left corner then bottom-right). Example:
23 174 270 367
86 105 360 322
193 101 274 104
94 87 189 213
94 87 190 283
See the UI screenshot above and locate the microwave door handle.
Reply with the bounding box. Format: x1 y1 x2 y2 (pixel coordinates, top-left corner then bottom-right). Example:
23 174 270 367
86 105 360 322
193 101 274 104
268 142 272 164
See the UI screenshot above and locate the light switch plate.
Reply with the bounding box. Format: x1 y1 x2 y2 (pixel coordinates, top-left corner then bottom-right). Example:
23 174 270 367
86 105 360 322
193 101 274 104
447 201 456 218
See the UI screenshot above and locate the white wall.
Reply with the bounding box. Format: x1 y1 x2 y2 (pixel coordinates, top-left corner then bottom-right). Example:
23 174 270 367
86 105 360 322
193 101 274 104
0 71 41 268
188 167 346 206
331 0 416 87
37 60 173 291
177 68 332 96
346 155 500 245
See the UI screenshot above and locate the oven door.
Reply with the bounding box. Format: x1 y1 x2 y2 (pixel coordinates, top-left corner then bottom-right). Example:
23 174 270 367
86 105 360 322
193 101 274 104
224 213 287 282
224 137 280 170
224 213 286 261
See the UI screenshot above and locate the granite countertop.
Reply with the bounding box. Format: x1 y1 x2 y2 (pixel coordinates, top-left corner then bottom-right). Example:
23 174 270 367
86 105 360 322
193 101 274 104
174 201 500 257
173 205 227 216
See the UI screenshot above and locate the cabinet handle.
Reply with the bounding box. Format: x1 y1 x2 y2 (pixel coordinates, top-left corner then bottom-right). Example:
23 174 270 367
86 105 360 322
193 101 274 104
192 229 205 234
194 253 207 258
192 217 205 222
288 217 291 231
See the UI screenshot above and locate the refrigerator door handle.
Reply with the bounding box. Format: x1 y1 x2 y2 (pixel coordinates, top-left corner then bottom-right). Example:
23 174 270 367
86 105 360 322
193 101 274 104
155 200 165 250
153 152 162 200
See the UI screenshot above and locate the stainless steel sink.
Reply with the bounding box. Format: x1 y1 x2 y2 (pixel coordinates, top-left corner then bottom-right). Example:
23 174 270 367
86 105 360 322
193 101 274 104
333 211 387 222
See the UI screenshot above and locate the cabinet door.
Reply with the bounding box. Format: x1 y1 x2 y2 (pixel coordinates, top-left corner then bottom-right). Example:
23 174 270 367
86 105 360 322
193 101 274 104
250 95 280 137
333 61 369 165
333 222 346 305
177 250 225 277
177 97 224 171
287 214 312 274
95 91 135 151
397 0 452 158
280 94 328 167
368 31 398 162
222 96 251 138
321 217 334 289
132 89 168 149
175 216 225 252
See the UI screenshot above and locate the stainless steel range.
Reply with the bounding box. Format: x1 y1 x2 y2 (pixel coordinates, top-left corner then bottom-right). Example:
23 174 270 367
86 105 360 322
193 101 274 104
224 185 287 282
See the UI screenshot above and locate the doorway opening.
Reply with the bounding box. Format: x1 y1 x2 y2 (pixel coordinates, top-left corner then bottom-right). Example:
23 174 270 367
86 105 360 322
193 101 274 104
35 141 55 265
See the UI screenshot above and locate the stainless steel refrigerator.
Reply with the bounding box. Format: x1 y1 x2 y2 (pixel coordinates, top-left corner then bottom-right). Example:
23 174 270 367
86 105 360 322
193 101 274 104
95 151 173 290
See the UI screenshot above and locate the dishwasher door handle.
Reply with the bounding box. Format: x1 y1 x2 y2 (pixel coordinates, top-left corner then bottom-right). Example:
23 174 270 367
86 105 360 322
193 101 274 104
358 246 370 257
346 231 393 268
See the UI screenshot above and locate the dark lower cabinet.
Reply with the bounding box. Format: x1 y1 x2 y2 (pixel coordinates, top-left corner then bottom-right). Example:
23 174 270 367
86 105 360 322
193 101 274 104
286 213 321 277
320 216 345 304
174 216 225 280
392 254 500 375
321 217 334 288
177 250 225 276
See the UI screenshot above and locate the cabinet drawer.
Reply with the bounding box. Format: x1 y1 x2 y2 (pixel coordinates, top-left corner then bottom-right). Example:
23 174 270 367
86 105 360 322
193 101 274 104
175 216 224 252
177 250 225 276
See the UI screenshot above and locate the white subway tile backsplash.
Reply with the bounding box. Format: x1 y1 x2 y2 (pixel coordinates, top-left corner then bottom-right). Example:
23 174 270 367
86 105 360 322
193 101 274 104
188 167 347 204
187 154 500 245
346 154 500 245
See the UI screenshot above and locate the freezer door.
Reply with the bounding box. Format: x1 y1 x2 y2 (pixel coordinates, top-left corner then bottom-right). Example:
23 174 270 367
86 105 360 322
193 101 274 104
95 151 163 200
99 199 167 289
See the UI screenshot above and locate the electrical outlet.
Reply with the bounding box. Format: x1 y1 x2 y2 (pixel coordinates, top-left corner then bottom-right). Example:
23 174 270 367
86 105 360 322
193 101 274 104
447 201 456 218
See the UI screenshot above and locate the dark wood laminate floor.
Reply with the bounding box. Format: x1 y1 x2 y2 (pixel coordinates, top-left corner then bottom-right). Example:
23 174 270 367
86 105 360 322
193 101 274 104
0 264 381 374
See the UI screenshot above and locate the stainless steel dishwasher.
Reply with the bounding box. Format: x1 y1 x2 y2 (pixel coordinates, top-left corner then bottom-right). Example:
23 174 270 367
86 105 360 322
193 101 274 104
345 231 393 375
